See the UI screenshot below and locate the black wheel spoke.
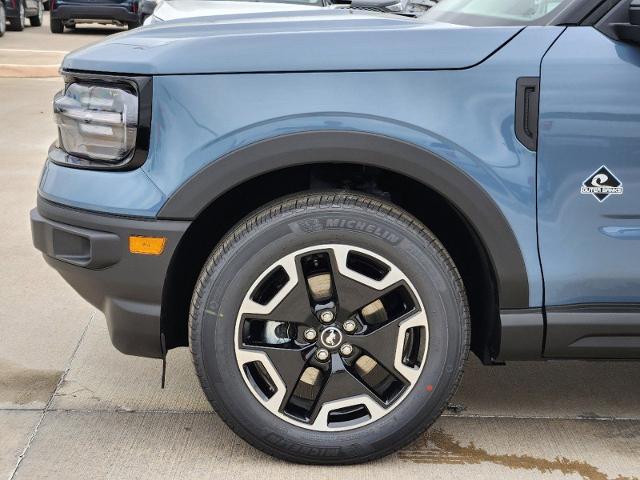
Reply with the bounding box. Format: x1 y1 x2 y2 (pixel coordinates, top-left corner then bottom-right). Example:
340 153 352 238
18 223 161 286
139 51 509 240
244 255 318 326
245 280 318 326
329 254 404 316
308 357 386 425
242 344 313 411
347 311 417 383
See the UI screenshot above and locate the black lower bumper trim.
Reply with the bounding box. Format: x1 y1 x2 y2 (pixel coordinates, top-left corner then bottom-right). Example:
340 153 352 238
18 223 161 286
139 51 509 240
496 308 544 361
51 5 138 22
31 198 190 359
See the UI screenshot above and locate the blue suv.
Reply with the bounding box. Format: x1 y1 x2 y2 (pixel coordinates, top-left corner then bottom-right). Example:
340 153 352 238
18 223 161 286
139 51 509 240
30 0 640 464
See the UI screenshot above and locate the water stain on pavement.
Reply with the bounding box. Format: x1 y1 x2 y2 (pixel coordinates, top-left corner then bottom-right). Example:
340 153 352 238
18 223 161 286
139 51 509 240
0 359 62 406
399 428 638 480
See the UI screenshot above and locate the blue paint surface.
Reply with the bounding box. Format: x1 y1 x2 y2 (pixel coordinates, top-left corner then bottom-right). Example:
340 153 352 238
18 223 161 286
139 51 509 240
538 27 640 305
40 23 582 308
62 11 521 74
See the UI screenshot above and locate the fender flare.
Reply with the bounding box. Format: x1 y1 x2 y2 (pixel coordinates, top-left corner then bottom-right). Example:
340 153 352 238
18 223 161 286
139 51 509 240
158 131 529 309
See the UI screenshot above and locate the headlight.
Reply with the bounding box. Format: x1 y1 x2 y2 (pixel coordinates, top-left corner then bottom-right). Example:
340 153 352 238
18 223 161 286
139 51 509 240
54 83 138 163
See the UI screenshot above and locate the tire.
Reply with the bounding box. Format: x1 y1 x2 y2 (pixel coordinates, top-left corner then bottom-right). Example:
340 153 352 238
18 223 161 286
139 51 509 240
29 0 43 26
50 16 63 33
190 191 469 464
0 3 6 37
126 20 139 29
8 0 25 31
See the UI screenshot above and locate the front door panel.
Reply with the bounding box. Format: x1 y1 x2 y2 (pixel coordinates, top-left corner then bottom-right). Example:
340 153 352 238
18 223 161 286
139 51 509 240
538 27 640 357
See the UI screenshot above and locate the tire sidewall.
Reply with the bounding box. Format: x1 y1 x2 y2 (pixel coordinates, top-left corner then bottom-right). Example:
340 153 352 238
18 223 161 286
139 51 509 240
192 197 466 462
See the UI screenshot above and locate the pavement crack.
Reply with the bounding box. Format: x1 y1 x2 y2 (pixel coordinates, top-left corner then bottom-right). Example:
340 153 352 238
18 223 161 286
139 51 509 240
6 311 94 480
441 413 640 422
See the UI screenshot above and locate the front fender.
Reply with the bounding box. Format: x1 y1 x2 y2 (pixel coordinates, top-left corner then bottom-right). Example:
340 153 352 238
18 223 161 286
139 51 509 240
148 28 567 311
40 27 566 312
158 130 529 310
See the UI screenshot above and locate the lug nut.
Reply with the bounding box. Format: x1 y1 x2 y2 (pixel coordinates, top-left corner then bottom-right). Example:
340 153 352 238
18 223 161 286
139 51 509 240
319 310 335 324
303 328 317 342
316 348 330 361
339 343 353 357
342 319 357 333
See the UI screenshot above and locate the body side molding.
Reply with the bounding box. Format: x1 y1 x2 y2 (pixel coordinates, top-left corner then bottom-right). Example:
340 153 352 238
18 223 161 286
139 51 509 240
545 303 640 359
158 131 530 309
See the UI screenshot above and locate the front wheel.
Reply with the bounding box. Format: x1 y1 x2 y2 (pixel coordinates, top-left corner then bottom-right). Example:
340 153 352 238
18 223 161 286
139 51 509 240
8 0 25 31
190 192 469 464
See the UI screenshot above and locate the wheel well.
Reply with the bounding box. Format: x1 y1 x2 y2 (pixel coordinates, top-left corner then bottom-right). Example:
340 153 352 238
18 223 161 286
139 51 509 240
160 163 501 363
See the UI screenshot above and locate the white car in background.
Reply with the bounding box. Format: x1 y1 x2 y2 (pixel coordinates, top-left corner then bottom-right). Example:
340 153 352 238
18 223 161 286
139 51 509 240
142 0 435 25
145 0 324 24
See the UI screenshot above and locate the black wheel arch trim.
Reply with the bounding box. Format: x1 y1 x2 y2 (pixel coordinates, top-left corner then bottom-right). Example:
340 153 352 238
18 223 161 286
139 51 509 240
158 131 530 309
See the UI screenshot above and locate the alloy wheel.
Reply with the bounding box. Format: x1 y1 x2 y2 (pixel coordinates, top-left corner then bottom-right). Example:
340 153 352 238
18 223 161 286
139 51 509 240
234 244 429 431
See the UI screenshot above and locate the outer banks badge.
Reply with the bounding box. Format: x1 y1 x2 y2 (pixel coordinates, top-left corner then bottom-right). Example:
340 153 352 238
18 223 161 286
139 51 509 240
580 166 623 203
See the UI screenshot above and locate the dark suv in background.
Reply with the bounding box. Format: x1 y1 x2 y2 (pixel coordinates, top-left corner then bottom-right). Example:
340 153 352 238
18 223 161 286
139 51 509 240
50 0 140 33
4 0 43 30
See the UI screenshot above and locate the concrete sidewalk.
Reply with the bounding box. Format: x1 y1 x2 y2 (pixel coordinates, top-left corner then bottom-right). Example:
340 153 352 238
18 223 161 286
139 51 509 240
1 21 639 480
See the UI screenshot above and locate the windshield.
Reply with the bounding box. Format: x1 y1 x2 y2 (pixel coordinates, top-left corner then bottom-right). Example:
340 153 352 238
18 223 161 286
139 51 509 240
422 0 576 26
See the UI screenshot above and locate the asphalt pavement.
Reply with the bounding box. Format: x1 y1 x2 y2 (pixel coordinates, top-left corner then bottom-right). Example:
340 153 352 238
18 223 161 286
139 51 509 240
1 14 639 480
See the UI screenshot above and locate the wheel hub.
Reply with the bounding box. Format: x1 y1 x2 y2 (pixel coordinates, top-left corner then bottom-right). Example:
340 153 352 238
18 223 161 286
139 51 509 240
319 326 343 349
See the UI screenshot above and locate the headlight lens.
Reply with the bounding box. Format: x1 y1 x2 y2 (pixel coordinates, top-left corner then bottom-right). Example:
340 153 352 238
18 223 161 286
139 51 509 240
54 83 138 163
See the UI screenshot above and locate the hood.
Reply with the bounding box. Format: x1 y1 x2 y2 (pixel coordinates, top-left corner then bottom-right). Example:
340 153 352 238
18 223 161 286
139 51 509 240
62 10 522 75
151 0 323 23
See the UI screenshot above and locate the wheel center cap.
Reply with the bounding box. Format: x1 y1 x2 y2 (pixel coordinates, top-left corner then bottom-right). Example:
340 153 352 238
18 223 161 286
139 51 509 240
319 327 343 349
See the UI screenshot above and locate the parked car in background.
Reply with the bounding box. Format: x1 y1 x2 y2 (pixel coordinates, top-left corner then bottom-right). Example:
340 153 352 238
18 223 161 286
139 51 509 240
144 0 427 24
50 0 140 33
0 0 6 36
146 0 324 23
4 0 43 30
137 0 155 22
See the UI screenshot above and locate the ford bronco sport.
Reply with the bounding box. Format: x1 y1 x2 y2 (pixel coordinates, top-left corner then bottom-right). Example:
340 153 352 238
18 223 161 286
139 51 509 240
30 0 640 465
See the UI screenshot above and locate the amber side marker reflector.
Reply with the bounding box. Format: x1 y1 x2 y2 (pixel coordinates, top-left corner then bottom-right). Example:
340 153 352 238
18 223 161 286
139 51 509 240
129 236 166 255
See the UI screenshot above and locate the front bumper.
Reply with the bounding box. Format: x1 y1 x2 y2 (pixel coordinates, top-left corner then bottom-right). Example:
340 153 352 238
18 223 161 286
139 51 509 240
31 197 190 358
51 4 138 22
